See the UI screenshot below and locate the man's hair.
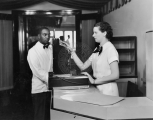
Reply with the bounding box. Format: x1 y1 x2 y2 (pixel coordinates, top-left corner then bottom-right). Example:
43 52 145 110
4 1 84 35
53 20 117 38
38 27 50 35
60 36 64 41
94 22 113 40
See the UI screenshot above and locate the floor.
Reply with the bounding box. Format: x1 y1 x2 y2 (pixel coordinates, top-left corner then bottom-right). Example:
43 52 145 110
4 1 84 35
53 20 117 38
0 88 151 120
0 90 33 120
0 90 92 120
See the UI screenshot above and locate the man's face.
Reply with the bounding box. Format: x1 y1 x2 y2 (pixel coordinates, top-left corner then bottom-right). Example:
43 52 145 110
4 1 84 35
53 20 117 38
39 29 50 44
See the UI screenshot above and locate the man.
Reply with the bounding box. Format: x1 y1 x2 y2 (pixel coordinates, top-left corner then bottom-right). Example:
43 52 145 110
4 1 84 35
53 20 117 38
65 35 70 45
27 27 53 120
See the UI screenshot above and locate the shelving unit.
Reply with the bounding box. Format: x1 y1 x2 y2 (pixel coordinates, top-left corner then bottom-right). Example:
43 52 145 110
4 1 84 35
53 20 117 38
111 36 137 78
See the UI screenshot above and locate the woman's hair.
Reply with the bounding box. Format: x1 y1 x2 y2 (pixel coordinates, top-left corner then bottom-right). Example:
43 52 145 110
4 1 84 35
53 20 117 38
94 22 113 40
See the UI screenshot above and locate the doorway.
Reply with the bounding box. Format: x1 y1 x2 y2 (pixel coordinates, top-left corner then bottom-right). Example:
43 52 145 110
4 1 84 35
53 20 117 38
12 10 101 76
12 10 81 75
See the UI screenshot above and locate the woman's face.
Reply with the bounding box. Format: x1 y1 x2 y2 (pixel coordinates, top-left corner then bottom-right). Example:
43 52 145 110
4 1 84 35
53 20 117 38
92 26 105 43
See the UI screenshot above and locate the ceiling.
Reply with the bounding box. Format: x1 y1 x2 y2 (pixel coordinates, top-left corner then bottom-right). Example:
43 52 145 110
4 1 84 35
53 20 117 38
0 0 111 11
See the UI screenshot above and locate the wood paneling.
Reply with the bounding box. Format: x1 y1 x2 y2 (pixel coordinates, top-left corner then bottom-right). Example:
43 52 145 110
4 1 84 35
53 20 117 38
0 19 13 90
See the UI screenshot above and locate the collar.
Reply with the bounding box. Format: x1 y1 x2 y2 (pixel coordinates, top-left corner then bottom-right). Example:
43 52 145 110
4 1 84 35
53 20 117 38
36 41 51 49
101 41 112 51
36 41 44 49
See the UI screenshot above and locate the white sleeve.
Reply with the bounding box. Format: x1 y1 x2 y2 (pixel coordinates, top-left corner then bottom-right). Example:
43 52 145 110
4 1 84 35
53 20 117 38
108 47 119 64
27 49 48 83
71 52 92 71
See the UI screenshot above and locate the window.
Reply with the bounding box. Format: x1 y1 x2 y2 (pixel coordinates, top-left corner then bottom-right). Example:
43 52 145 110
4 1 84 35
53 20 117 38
55 31 63 39
50 30 76 50
64 31 72 48
74 31 76 49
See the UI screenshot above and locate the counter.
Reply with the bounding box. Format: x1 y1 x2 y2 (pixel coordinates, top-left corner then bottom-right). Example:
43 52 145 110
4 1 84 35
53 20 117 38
51 86 153 120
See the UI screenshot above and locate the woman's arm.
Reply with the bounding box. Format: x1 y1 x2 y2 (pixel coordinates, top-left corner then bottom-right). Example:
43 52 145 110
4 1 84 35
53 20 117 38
94 61 119 84
71 51 91 71
61 41 92 71
27 50 48 84
81 61 119 84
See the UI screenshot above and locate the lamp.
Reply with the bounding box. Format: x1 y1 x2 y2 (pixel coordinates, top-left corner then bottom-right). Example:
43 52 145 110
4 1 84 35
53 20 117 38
62 16 67 23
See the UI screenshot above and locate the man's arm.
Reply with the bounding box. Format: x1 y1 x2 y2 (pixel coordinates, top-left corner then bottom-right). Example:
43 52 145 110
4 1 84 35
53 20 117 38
27 50 48 84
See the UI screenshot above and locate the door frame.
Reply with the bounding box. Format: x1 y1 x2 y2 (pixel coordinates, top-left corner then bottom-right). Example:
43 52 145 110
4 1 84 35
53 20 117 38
80 13 101 49
12 10 81 75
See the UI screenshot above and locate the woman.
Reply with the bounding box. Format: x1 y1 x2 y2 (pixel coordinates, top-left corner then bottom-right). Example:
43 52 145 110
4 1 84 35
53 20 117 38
64 22 119 96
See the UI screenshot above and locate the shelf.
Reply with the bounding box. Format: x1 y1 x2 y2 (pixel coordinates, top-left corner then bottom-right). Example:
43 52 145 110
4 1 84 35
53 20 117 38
117 49 135 52
119 75 138 78
119 61 135 65
112 36 136 41
111 36 137 78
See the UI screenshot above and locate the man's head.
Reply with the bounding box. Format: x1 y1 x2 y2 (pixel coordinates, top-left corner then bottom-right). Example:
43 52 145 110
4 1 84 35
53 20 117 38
38 27 50 45
60 36 64 41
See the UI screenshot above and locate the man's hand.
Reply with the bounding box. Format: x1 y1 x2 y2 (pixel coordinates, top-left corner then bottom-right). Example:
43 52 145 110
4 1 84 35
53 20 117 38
49 72 54 78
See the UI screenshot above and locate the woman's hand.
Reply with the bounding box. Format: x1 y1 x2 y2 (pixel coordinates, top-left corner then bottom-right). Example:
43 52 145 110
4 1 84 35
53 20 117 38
81 72 94 84
60 41 74 52
59 40 69 47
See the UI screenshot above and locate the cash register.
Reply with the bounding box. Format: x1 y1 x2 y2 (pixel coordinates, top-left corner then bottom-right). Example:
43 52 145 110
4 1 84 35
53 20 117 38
49 39 90 89
48 73 89 90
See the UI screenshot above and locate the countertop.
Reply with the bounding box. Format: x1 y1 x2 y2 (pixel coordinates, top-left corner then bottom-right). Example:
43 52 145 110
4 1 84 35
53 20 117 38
52 85 153 120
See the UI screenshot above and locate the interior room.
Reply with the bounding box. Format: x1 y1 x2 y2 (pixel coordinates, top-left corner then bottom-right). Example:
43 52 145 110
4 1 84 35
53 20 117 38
0 0 153 120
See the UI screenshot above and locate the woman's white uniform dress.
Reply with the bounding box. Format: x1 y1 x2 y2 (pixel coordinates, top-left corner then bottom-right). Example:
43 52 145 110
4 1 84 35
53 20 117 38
72 41 119 96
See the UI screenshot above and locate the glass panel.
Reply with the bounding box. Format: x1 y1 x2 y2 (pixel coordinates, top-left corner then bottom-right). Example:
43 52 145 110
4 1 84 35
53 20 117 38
74 31 76 50
55 31 63 39
64 31 73 48
50 31 53 37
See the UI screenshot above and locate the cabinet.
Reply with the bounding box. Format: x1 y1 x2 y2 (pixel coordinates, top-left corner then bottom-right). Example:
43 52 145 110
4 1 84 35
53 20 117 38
111 36 137 78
